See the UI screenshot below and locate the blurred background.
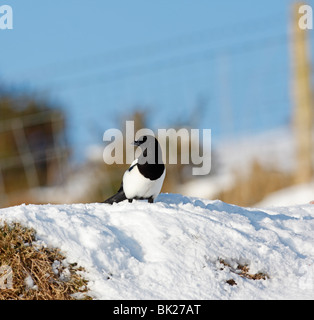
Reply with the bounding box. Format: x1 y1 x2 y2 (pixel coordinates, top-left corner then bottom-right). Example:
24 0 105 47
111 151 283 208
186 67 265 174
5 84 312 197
0 0 313 208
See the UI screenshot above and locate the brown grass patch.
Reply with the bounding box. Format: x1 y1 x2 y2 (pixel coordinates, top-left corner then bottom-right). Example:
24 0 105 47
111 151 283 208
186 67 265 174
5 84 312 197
218 258 269 285
217 160 294 207
0 221 92 300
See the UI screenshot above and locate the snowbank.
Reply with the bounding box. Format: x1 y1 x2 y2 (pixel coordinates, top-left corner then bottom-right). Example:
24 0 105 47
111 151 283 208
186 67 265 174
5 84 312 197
256 181 314 207
178 126 297 201
0 193 313 300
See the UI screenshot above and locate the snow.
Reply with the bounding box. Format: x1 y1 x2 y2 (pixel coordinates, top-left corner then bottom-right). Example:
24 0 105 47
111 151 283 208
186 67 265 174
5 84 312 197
179 126 297 200
215 126 296 175
0 193 313 300
256 181 314 207
24 275 37 290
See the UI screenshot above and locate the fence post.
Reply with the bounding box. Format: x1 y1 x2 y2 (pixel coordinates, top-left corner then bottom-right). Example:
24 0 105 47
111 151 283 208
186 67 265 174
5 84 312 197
291 3 314 183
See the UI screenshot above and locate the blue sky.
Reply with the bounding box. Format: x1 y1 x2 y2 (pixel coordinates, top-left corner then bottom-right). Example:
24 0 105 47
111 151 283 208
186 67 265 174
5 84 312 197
0 0 313 161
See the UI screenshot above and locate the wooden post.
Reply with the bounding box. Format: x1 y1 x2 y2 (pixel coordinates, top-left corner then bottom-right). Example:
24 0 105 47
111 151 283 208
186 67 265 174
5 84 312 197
291 3 313 183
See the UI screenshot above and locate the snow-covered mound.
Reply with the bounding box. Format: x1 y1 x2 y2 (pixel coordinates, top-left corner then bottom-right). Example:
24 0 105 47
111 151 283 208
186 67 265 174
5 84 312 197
256 181 314 207
0 193 313 300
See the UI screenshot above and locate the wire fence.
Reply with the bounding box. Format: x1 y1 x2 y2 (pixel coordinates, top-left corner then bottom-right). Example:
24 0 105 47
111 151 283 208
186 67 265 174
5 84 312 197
14 13 296 146
0 110 68 206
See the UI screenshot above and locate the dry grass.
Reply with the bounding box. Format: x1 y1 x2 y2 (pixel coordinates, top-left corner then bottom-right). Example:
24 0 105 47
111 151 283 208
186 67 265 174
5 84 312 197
0 221 92 300
217 160 294 207
218 258 269 286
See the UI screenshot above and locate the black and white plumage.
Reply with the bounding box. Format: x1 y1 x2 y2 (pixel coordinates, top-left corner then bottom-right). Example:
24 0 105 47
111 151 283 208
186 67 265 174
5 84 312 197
103 135 166 204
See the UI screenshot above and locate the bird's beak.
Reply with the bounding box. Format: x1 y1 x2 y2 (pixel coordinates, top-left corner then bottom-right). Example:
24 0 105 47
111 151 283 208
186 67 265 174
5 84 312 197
132 140 141 146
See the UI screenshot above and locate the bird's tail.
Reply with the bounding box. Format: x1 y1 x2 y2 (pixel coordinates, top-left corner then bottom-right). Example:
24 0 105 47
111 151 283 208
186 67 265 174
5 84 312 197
102 188 127 204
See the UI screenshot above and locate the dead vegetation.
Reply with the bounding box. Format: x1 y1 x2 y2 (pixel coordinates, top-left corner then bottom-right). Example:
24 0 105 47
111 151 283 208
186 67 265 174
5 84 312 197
218 258 269 286
217 160 295 207
0 221 91 300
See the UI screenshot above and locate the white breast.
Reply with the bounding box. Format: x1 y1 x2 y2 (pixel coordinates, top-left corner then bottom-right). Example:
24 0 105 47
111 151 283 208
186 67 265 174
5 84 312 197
123 165 166 200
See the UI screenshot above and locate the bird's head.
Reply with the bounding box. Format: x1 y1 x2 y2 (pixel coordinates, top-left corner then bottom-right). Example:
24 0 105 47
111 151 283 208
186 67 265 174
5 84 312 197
132 135 148 147
132 135 163 165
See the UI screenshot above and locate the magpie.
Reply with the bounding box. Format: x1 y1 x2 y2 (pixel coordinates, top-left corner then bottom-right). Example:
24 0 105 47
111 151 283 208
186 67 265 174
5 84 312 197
103 135 166 204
